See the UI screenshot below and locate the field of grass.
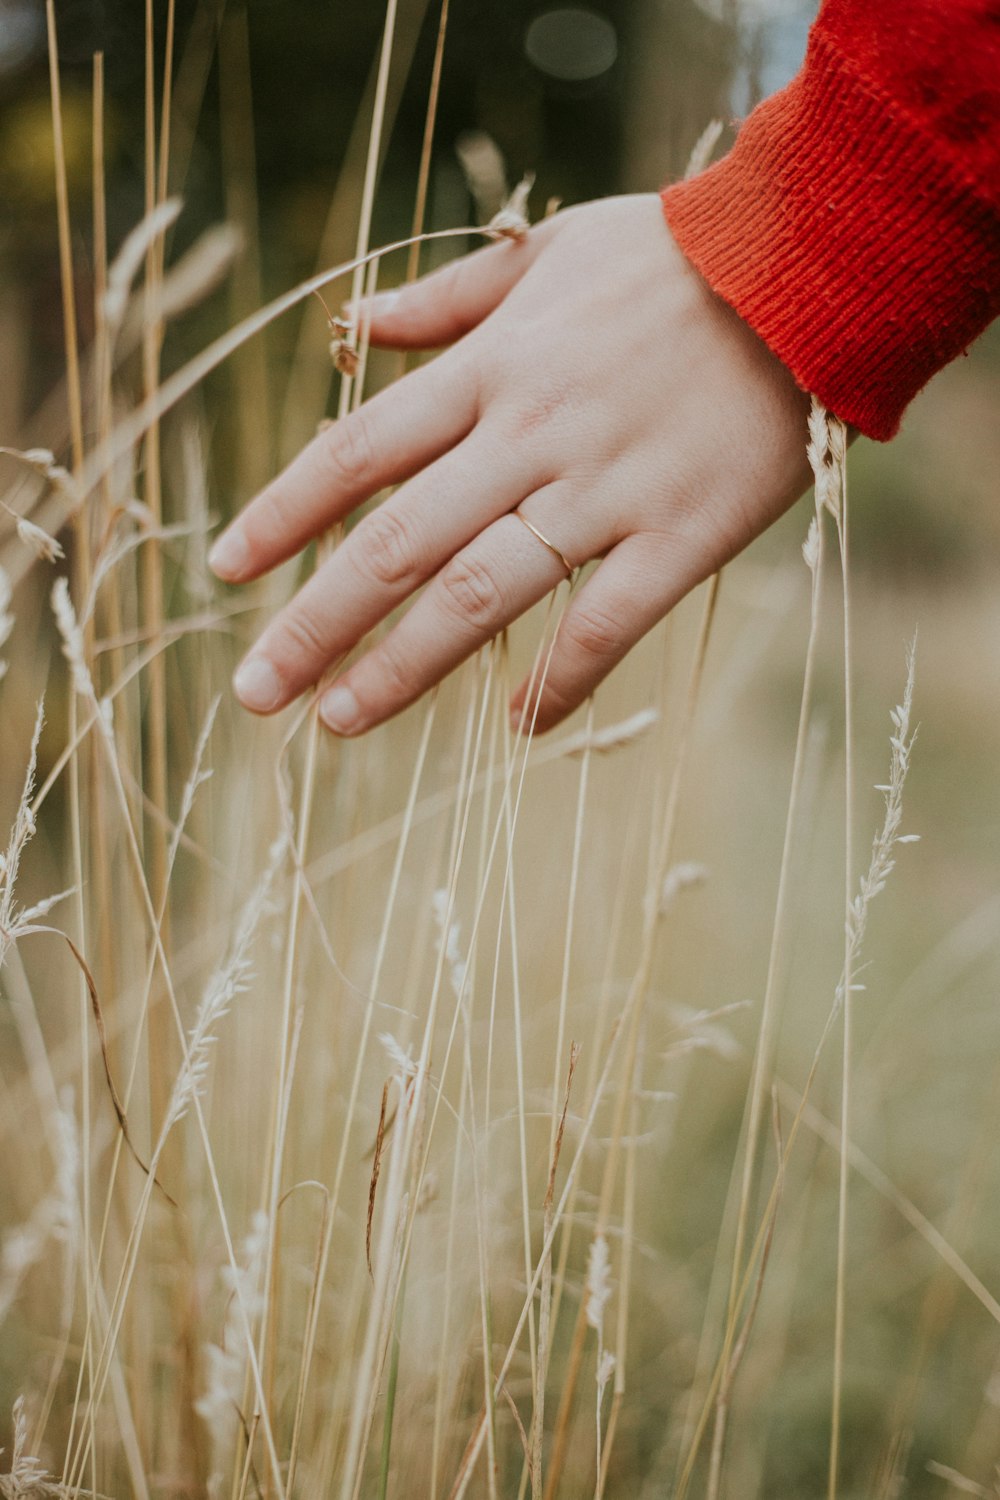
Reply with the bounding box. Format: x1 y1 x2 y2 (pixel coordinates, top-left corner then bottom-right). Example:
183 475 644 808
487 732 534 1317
1 4 1000 1498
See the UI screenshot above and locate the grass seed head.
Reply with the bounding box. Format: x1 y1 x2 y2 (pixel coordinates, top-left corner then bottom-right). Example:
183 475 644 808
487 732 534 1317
16 518 64 564
0 565 12 677
486 172 535 241
585 1232 612 1335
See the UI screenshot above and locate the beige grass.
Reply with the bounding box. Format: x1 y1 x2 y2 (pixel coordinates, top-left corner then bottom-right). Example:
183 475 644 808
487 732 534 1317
1 7 992 1500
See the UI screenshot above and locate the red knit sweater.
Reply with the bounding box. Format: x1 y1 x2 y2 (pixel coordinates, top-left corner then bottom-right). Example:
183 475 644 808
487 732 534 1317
661 0 1000 441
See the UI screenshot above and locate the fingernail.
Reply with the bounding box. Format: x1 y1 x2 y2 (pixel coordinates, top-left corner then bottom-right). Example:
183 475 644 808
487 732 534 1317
342 289 399 321
320 683 362 735
209 527 250 580
233 656 283 712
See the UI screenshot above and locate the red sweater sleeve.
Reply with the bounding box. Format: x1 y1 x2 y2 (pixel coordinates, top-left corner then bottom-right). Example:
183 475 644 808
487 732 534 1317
660 0 1000 441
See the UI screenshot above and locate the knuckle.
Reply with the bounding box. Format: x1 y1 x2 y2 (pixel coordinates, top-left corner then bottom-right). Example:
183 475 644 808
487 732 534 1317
241 486 295 556
562 603 622 662
664 468 704 528
323 409 375 491
358 507 420 589
440 341 484 407
370 639 412 701
500 373 573 445
521 387 567 438
439 553 506 629
274 608 329 666
537 675 577 721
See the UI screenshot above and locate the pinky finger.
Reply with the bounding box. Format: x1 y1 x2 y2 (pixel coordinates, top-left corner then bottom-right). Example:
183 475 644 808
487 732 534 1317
510 537 672 735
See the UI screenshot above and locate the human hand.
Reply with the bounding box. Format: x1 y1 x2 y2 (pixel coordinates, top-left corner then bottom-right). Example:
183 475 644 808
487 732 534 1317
209 193 812 736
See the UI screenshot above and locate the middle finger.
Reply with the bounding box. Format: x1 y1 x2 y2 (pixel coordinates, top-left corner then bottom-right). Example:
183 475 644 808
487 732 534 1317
232 423 543 712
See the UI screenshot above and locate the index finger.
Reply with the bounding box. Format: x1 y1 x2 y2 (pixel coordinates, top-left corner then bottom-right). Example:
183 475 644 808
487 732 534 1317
208 347 481 583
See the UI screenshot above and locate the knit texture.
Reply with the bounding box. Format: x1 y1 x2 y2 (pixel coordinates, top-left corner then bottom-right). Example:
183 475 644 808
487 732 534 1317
661 0 1000 441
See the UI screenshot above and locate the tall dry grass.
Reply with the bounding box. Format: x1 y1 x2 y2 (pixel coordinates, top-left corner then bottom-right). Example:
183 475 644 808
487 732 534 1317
1 5 995 1499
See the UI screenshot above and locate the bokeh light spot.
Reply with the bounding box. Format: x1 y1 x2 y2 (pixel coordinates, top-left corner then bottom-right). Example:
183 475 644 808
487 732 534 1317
524 8 618 83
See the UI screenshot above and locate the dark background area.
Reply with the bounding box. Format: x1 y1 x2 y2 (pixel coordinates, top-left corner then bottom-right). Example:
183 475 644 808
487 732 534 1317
0 0 763 408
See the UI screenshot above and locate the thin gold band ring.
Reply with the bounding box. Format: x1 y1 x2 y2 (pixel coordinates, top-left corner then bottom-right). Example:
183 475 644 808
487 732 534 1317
512 509 575 578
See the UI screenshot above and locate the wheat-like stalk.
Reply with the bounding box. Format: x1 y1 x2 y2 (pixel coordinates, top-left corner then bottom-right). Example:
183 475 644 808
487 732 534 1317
1 4 973 1492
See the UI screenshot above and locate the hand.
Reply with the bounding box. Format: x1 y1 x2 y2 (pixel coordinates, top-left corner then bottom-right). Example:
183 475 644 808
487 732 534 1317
209 193 812 736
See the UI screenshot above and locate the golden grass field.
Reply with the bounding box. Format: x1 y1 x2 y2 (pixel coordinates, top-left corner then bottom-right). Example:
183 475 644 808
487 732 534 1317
1 3 1000 1497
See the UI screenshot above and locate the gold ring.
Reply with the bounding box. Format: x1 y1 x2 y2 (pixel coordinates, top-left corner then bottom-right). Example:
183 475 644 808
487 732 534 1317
513 509 575 578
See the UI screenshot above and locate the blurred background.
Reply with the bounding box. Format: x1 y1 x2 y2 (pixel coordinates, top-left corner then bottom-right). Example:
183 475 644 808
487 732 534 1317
2 1 1000 1495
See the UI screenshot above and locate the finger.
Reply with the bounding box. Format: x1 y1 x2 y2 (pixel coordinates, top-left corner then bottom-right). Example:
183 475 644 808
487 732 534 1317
316 502 582 736
510 536 673 735
231 430 544 714
208 349 480 583
348 216 561 351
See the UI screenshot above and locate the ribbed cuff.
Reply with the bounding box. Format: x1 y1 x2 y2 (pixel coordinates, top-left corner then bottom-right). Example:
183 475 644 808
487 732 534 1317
661 29 1000 441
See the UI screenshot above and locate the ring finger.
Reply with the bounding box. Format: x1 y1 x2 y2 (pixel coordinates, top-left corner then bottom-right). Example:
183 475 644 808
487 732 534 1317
316 488 600 736
233 427 545 713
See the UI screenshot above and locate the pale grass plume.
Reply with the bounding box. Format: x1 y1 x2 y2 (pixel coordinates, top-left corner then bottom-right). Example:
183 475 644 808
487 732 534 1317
455 129 509 221
660 861 710 913
167 697 221 875
123 497 155 526
806 396 846 522
486 172 536 242
0 1206 55 1329
83 513 203 626
595 1348 617 1406
379 1031 417 1081
585 1233 615 1489
684 118 725 179
50 1090 79 1251
802 515 821 574
15 888 77 930
0 1095 77 1326
0 445 77 501
565 707 659 758
432 886 468 1002
195 1211 270 1498
836 637 918 1012
0 702 45 964
0 565 12 679
50 579 90 700
102 196 183 336
924 1461 998 1498
585 1232 612 1336
165 834 287 1133
0 1397 50 1495
135 223 244 329
15 518 63 565
662 1001 746 1063
179 423 214 610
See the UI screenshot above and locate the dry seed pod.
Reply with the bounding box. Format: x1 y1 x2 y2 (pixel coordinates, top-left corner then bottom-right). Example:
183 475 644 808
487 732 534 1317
329 338 360 378
17 518 64 563
486 172 535 241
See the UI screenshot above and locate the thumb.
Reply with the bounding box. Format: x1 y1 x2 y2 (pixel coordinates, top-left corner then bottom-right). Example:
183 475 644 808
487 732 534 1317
345 218 559 350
